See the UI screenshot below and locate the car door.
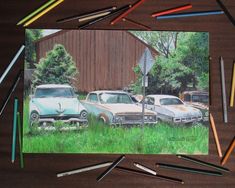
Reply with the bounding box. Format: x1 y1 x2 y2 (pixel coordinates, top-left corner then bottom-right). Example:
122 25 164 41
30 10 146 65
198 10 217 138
145 97 155 111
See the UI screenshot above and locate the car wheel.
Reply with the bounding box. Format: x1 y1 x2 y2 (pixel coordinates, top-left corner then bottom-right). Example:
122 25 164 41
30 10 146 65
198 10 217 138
30 111 39 126
99 114 109 124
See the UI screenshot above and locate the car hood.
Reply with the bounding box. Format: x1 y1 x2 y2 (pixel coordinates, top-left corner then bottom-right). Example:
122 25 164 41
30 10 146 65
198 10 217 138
163 105 201 117
31 97 80 115
99 103 155 115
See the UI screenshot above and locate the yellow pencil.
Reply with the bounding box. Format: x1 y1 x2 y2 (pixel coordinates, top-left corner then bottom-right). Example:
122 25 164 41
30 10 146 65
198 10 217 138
209 113 223 158
230 62 235 107
24 0 64 27
221 137 235 165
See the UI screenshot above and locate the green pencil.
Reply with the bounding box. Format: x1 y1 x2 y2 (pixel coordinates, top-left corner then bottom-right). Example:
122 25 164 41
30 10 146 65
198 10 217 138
177 155 229 173
156 163 223 176
12 98 18 163
17 0 56 25
17 112 24 168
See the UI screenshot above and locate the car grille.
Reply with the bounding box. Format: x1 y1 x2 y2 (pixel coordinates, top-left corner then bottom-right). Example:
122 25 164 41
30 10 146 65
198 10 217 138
40 115 80 121
125 115 142 121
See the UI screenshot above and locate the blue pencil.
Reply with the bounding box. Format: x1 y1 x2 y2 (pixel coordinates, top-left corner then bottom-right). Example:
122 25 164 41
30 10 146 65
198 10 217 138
156 10 224 20
12 98 18 163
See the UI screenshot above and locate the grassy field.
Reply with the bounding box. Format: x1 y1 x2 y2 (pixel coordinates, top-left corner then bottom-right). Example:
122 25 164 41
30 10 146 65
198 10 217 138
23 98 209 154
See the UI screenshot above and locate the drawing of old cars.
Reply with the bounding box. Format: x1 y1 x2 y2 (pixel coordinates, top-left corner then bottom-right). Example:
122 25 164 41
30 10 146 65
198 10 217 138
180 91 209 122
144 95 202 124
29 84 88 127
82 90 157 125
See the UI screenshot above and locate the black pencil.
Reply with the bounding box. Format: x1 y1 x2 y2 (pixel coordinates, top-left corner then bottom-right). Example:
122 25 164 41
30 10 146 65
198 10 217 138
115 166 184 184
216 0 235 26
78 4 131 29
177 155 230 173
57 6 117 23
97 155 125 182
156 163 223 176
0 70 22 116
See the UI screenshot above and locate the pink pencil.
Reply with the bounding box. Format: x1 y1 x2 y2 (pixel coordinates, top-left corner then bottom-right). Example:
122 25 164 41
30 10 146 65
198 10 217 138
151 4 192 17
110 0 146 25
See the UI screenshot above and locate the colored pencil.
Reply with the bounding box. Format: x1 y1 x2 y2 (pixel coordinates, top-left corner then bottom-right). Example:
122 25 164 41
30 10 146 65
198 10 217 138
24 0 64 27
97 155 125 182
11 98 18 163
57 6 117 23
133 162 157 175
0 45 24 85
110 0 146 25
17 0 56 25
122 18 151 31
57 162 113 177
156 163 223 176
210 113 223 158
177 155 230 173
17 112 24 168
230 62 235 107
216 0 235 27
220 56 228 123
0 71 22 116
115 166 184 184
221 137 235 165
151 4 192 17
156 10 224 20
78 5 131 29
78 11 111 22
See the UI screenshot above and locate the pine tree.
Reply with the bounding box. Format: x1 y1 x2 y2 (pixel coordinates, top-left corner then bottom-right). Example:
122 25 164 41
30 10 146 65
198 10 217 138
32 44 78 88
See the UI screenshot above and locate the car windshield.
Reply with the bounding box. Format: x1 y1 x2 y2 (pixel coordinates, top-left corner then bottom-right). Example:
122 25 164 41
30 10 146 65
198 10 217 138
192 94 209 104
99 93 133 104
34 88 75 98
160 98 183 105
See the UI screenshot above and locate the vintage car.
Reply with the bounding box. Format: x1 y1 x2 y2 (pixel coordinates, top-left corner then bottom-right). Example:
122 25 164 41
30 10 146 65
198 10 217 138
180 91 209 122
82 90 157 125
144 95 203 124
29 84 88 127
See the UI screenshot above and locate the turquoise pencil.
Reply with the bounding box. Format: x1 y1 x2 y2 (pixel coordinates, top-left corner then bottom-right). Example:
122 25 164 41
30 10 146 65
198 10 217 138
17 112 24 168
12 98 18 163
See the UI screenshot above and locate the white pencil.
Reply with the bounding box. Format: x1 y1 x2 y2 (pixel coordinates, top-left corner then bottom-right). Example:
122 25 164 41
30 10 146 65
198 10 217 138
134 162 157 175
57 162 112 178
0 45 25 85
220 56 228 123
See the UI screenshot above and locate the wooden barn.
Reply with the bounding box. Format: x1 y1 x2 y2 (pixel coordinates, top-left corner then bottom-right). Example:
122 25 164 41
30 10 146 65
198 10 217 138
35 30 158 92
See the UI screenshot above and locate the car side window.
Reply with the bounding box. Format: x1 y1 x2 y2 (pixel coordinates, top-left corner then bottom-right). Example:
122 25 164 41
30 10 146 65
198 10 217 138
184 94 191 102
87 93 98 103
146 97 154 105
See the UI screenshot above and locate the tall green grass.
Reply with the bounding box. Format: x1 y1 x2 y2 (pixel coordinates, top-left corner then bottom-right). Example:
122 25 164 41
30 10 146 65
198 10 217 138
23 113 209 154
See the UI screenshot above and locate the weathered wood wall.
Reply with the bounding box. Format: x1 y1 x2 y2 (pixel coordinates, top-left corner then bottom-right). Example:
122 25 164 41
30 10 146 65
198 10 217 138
36 30 158 92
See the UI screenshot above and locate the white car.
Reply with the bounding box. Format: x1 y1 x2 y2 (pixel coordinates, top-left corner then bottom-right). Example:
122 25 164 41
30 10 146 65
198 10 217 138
144 95 202 124
29 84 88 126
82 90 157 125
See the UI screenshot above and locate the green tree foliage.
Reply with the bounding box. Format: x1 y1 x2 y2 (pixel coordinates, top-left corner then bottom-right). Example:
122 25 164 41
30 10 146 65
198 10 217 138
25 29 43 68
32 44 78 89
130 32 209 95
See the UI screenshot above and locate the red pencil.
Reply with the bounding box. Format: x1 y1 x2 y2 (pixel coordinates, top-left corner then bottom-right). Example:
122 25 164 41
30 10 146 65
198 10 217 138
151 4 192 17
111 0 146 25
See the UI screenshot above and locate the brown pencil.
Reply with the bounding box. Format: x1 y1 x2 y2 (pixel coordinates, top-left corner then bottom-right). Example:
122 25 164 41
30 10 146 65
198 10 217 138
221 137 235 165
210 113 223 158
122 18 151 31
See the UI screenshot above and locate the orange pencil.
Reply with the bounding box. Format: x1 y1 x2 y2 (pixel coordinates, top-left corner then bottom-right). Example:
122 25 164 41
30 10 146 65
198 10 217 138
151 4 192 17
110 0 146 25
221 137 235 165
122 18 151 31
210 113 223 158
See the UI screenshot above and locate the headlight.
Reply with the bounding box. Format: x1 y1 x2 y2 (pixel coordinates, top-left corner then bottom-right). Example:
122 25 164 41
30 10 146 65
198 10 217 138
80 110 88 119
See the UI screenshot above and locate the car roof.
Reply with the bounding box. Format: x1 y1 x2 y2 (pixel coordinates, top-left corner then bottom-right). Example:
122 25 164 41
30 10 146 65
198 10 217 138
89 90 129 94
36 84 72 89
147 95 179 100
